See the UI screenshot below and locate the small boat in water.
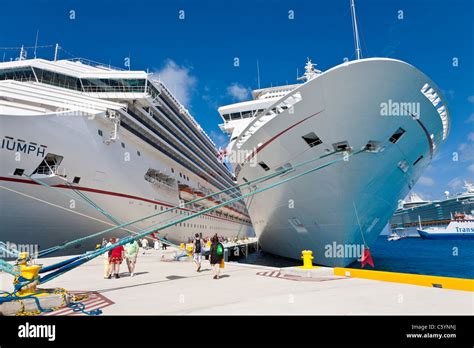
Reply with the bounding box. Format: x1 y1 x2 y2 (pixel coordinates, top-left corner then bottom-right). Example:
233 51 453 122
417 216 474 240
387 228 406 241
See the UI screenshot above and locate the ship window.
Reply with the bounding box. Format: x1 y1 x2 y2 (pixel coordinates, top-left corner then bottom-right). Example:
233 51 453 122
258 161 270 171
398 160 409 173
230 112 241 120
223 114 230 121
137 151 141 156
241 111 252 118
302 132 322 148
73 176 81 184
98 129 103 136
413 155 423 165
365 141 381 152
332 141 350 152
389 127 405 143
32 153 64 175
121 142 125 148
0 67 36 82
13 168 24 176
171 168 174 173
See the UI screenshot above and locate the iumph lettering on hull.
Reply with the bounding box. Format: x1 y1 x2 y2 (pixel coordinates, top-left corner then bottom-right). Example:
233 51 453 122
1 136 47 157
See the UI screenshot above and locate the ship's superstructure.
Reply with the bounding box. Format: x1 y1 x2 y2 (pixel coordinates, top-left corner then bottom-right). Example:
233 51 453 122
0 57 253 254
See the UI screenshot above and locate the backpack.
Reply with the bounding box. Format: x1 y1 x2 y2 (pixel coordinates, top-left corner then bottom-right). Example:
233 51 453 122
195 239 201 253
216 243 224 256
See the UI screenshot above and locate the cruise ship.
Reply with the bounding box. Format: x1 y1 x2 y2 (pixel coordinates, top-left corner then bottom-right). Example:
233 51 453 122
390 182 474 236
218 14 450 269
0 55 253 256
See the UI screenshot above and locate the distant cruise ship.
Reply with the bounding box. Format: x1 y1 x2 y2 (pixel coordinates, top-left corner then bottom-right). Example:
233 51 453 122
390 182 474 236
0 55 253 255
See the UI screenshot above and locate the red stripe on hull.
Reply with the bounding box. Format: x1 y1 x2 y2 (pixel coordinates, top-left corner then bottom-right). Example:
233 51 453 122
0 176 251 226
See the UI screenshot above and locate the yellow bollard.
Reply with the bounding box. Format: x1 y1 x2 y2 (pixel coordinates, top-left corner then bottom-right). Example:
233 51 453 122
186 244 193 256
180 243 185 250
301 250 314 269
15 252 42 296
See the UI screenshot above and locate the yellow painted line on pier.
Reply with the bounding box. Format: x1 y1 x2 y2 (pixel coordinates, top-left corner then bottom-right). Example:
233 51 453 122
334 268 474 292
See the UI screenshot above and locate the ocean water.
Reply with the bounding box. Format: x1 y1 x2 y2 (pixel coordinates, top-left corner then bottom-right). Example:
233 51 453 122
238 236 474 279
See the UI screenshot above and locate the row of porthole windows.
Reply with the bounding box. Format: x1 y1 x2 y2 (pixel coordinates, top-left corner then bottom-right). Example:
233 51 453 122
153 204 249 224
257 127 424 173
171 168 189 181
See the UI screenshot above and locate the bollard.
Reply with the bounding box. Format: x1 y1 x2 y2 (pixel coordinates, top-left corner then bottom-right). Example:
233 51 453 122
180 243 185 250
15 252 42 296
301 250 314 269
186 244 193 256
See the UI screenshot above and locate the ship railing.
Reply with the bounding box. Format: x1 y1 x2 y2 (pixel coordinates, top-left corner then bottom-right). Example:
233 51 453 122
2 76 37 83
65 57 127 71
144 173 177 192
147 79 218 148
33 165 66 177
82 86 146 93
235 89 303 150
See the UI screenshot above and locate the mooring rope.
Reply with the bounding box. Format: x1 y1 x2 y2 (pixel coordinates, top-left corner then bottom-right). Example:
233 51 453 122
32 149 341 257
33 148 364 286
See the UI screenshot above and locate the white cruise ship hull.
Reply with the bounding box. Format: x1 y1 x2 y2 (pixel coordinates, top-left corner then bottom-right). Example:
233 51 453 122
233 58 448 267
0 112 253 256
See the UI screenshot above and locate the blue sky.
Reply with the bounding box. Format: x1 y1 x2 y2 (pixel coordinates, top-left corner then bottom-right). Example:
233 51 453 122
1 0 472 200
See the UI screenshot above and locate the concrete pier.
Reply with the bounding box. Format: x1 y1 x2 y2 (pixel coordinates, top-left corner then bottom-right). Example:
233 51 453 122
1 247 472 315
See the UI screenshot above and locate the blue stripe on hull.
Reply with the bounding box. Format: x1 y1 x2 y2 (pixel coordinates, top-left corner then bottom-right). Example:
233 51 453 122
417 229 474 240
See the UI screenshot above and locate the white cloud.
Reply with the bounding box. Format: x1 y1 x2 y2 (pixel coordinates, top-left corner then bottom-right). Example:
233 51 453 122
457 142 474 162
209 130 228 148
448 177 464 191
151 60 196 107
418 176 435 187
226 83 250 101
468 164 474 173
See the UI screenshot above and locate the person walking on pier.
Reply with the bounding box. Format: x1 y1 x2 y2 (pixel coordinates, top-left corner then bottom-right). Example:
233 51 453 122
192 233 202 272
103 238 113 279
141 238 148 254
109 238 125 279
209 234 224 279
125 239 139 277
